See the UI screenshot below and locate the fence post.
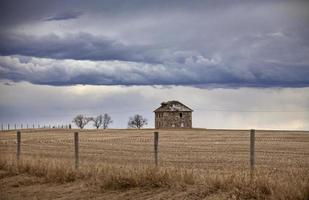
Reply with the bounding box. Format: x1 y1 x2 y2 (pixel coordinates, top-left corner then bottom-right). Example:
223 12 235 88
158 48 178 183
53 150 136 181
154 132 159 166
250 129 255 177
74 132 79 169
8 124 10 130
17 131 21 160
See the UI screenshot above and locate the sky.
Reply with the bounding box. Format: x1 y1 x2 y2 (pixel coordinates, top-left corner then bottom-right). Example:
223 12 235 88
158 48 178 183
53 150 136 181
0 0 309 130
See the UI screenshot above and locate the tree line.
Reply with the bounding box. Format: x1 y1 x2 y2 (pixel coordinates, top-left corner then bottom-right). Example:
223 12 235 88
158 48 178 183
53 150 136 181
72 114 148 129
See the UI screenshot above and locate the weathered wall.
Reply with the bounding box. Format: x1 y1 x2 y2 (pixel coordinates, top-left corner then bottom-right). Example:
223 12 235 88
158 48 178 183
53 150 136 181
155 111 192 129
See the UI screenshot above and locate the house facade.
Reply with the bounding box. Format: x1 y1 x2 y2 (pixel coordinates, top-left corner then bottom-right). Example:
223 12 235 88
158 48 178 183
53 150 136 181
154 101 193 129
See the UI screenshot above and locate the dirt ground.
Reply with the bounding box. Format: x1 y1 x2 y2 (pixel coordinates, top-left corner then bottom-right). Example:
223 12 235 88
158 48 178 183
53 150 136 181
0 170 229 200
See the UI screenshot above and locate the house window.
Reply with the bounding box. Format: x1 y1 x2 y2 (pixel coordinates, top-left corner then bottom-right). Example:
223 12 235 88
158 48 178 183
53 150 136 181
179 113 182 118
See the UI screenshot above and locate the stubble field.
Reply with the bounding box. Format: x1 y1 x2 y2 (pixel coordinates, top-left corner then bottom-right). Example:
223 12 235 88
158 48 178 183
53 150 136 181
0 128 309 199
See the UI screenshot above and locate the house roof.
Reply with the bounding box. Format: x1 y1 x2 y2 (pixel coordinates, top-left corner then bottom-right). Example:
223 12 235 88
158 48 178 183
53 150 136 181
154 101 193 112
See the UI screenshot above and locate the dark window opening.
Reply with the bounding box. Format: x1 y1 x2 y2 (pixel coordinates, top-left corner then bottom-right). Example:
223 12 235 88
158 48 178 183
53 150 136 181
180 113 182 118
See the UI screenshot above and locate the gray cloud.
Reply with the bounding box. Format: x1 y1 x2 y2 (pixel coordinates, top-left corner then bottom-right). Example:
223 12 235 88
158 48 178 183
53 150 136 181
0 0 269 27
0 32 147 62
43 11 83 21
0 0 308 87
0 55 309 87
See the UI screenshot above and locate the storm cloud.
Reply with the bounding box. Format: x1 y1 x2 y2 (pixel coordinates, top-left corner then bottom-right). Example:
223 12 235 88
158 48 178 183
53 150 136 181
0 0 309 87
43 11 83 21
1 55 309 87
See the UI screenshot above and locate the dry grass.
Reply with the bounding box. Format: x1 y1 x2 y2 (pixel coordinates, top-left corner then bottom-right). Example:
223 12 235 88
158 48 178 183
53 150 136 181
0 128 309 199
0 155 308 200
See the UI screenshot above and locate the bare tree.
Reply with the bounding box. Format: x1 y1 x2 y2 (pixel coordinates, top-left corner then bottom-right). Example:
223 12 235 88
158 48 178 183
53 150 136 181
72 114 91 129
92 115 103 129
102 113 113 129
128 114 148 129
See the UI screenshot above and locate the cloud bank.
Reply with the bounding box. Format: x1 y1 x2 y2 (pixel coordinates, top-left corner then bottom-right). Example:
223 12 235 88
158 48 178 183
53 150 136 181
1 55 308 87
0 0 308 87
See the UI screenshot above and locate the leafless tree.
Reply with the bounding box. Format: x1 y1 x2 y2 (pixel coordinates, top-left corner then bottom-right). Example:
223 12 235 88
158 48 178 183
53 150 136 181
72 114 91 129
128 114 148 129
92 115 103 129
102 113 113 129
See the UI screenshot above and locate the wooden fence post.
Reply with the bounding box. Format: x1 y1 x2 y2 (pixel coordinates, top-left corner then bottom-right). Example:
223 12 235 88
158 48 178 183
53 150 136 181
250 129 255 176
74 132 79 169
17 131 21 160
154 132 159 166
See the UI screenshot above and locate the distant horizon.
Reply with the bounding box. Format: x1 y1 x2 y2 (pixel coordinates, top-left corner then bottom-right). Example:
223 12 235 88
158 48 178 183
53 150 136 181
3 126 309 133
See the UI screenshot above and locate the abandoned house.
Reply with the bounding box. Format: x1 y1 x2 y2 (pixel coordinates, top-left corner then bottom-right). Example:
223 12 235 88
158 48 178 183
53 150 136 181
154 101 193 129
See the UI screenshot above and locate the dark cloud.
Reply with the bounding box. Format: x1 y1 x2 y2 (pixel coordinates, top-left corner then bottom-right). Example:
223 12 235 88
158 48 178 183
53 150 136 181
0 0 261 26
43 11 83 21
0 0 308 88
3 82 12 86
0 55 309 87
0 32 147 62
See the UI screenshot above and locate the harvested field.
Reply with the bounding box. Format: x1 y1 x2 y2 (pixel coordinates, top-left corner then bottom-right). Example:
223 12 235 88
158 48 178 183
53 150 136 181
0 128 309 200
0 129 308 170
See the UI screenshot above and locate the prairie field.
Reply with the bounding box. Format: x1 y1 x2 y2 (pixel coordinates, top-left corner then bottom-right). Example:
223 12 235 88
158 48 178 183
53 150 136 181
0 128 309 200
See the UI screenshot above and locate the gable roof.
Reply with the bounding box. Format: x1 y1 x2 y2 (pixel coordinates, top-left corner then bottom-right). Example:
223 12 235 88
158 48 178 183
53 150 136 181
154 101 193 112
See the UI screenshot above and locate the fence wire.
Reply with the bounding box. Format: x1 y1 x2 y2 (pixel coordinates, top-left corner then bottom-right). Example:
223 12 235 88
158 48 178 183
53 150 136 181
0 129 308 170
